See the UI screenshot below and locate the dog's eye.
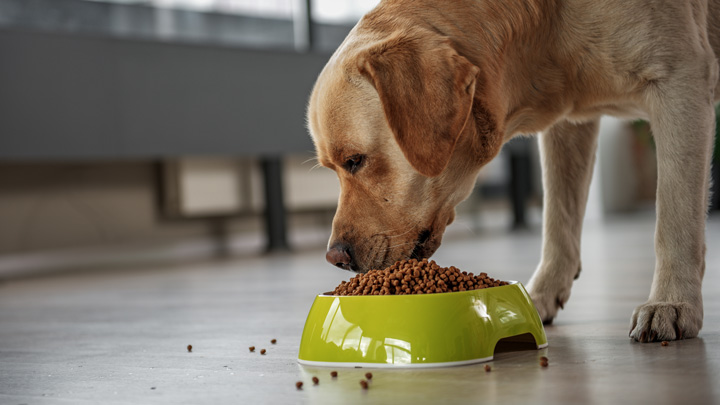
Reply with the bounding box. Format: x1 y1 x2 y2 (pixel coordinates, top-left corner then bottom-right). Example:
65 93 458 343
343 154 365 174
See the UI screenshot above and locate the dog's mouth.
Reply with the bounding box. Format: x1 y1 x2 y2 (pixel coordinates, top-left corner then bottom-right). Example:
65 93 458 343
410 229 433 260
347 229 437 273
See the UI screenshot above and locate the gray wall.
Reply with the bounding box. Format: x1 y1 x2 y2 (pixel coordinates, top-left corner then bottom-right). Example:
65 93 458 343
0 29 332 159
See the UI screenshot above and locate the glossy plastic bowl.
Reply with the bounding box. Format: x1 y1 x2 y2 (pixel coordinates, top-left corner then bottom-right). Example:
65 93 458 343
297 281 547 368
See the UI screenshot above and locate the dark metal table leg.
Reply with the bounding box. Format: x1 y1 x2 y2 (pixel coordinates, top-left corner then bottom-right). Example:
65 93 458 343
261 156 290 252
508 138 533 229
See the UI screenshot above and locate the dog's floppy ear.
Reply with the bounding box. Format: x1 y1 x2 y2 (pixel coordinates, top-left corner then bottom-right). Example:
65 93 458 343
358 33 479 177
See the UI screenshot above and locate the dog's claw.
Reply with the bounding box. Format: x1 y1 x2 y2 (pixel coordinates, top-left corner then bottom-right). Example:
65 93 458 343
640 330 647 343
678 327 684 340
556 298 564 310
650 331 657 342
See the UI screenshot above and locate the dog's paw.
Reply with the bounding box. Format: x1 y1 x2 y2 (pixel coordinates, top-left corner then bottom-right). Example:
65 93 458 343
629 301 702 342
527 281 571 324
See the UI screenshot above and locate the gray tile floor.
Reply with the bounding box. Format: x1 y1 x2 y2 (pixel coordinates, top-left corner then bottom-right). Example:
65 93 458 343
1 213 719 404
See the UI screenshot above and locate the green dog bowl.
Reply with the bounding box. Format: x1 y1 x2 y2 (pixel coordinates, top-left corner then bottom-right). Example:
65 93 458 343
298 281 546 368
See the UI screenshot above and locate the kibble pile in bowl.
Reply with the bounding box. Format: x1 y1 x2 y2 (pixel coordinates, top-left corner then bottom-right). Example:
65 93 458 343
331 258 508 296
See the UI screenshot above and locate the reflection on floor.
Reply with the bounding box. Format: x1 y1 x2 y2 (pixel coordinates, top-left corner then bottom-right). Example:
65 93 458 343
0 213 718 404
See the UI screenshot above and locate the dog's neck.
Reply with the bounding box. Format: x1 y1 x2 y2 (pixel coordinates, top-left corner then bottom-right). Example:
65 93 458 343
400 0 563 165
445 0 565 138
362 0 566 138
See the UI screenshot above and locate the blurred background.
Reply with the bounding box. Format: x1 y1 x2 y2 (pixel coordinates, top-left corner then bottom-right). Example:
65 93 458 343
0 0 719 279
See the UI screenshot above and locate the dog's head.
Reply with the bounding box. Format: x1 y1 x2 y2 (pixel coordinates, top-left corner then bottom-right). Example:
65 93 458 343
308 26 505 272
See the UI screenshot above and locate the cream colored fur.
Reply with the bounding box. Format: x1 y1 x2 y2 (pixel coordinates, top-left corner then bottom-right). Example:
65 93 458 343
307 0 719 342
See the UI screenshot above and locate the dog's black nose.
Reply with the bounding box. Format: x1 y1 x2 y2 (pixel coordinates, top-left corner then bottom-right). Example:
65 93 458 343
326 243 354 270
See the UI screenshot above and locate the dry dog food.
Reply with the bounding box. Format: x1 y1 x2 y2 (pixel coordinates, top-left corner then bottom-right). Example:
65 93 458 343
249 346 255 352
540 356 549 367
296 381 303 389
271 339 277 344
661 341 669 346
360 380 369 389
187 345 192 353
312 376 319 385
260 349 266 355
364 372 373 380
331 259 508 296
484 365 492 372
330 371 338 378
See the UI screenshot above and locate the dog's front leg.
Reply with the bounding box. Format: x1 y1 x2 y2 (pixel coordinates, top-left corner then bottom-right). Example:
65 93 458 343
628 70 716 342
527 119 600 323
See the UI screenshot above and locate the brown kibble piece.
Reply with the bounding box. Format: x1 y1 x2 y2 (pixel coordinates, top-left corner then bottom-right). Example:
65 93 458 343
661 341 669 346
296 381 303 390
260 349 266 355
330 371 338 378
484 364 491 372
331 259 508 296
365 372 373 380
360 380 369 389
540 359 549 367
249 346 255 352
271 339 277 344
312 376 319 385
187 345 192 353
540 356 549 362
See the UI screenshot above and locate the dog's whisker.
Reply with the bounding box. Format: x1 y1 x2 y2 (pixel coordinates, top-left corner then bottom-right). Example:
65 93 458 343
381 240 417 251
382 221 422 239
302 156 318 165
301 157 325 172
455 221 478 236
385 228 416 239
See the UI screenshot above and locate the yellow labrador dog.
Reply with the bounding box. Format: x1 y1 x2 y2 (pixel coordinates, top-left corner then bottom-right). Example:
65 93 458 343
307 0 719 342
